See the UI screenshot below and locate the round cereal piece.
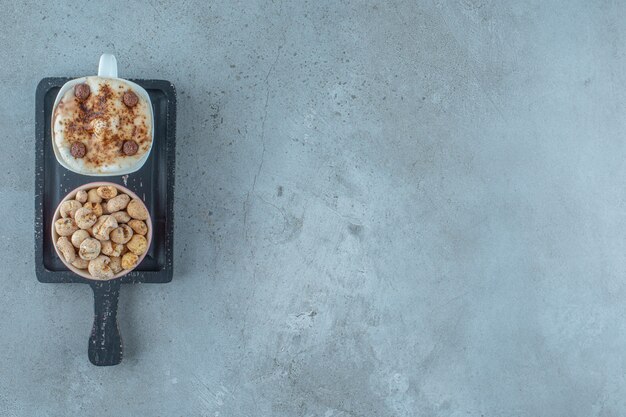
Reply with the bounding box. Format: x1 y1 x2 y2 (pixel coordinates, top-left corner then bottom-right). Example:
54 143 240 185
56 236 76 263
96 186 118 200
127 219 148 235
83 202 103 217
92 215 118 241
74 207 98 229
72 258 89 269
101 240 124 257
71 229 90 248
79 238 101 260
87 189 102 203
110 224 133 244
126 234 148 255
106 194 130 212
109 256 122 274
100 240 112 255
59 200 83 218
111 211 131 223
123 91 139 107
70 142 86 158
55 218 78 236
74 83 90 100
75 190 88 203
127 199 149 220
121 252 139 270
88 255 114 279
122 140 138 156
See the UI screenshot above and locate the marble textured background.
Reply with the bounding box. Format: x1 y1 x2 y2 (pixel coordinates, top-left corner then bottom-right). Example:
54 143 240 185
1 0 625 415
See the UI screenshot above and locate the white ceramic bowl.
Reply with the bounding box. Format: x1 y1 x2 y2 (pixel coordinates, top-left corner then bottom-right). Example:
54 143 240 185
51 182 153 281
51 54 154 176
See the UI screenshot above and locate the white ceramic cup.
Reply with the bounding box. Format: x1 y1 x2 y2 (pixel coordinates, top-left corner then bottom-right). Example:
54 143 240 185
51 54 154 176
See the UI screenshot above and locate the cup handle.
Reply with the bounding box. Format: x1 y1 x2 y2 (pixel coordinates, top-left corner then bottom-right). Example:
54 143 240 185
98 54 118 78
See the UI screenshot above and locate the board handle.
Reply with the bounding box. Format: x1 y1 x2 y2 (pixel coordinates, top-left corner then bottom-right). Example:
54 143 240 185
88 279 123 366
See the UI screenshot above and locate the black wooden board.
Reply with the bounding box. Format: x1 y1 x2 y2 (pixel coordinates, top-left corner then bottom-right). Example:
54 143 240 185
35 78 176 284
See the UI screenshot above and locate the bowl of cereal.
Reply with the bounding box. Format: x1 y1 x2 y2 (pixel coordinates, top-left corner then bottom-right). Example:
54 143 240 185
51 182 152 280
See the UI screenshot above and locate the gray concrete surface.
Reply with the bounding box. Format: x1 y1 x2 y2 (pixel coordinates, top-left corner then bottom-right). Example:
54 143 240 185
1 0 625 415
